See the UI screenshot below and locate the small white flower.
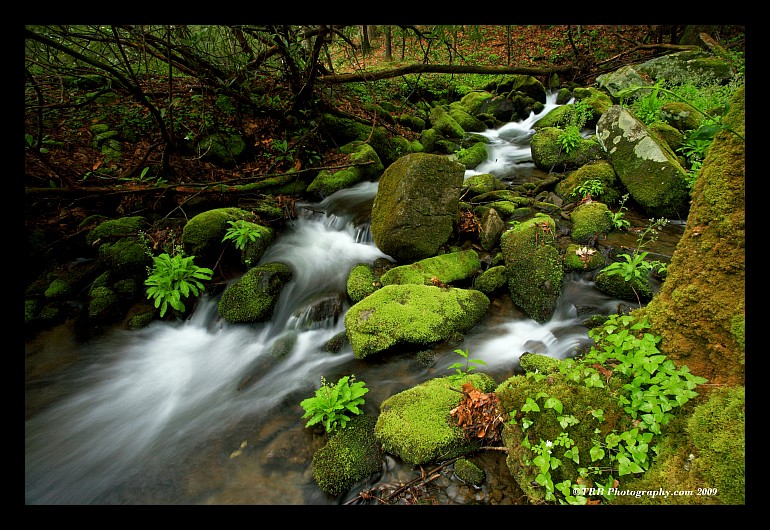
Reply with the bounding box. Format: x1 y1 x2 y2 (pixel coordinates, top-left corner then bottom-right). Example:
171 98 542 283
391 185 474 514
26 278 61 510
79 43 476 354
546 440 553 448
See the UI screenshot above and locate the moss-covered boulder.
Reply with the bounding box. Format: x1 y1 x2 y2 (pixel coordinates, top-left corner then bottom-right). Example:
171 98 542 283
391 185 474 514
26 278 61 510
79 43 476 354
454 458 486 486
464 173 507 197
495 354 635 504
571 87 614 126
500 214 563 323
530 127 605 172
570 201 613 244
217 262 293 323
307 141 384 197
85 215 149 246
311 414 384 497
346 264 380 303
596 105 691 219
344 284 489 359
457 90 496 116
379 249 481 287
182 207 258 266
660 101 705 133
473 265 507 295
478 207 505 251
635 50 736 86
374 373 496 465
429 105 466 139
455 141 489 170
648 121 685 153
448 103 487 133
595 64 651 100
97 237 152 277
371 153 465 262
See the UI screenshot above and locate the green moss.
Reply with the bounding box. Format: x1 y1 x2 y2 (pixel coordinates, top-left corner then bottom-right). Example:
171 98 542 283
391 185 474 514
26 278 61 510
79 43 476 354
473 265 507 294
687 386 745 504
85 215 148 246
594 269 653 303
312 414 384 497
88 286 119 318
181 207 253 262
456 141 488 170
454 458 486 486
496 358 633 504
380 249 481 286
344 284 489 359
374 373 496 465
563 243 605 272
218 262 293 323
464 173 505 196
518 352 561 374
98 238 151 276
500 214 563 323
44 278 72 299
555 160 622 206
346 264 379 303
570 201 613 243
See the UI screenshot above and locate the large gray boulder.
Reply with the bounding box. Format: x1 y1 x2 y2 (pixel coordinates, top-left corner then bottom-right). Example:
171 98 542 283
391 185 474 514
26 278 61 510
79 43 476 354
596 105 691 219
370 153 465 262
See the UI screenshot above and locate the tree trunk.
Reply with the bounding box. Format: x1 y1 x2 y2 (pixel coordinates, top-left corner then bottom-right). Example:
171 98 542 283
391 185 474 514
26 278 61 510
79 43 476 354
679 25 716 46
642 86 745 387
384 25 392 62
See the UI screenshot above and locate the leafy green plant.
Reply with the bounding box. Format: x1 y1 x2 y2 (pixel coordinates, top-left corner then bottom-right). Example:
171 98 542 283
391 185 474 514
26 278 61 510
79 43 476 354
222 219 262 251
144 252 213 318
448 348 488 382
515 314 708 504
629 80 666 125
573 179 604 200
300 375 369 434
25 133 49 154
601 217 668 282
607 194 631 230
558 125 582 154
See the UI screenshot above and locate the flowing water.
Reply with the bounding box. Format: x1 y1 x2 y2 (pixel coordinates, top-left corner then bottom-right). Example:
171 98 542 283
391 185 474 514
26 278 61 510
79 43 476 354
24 94 685 505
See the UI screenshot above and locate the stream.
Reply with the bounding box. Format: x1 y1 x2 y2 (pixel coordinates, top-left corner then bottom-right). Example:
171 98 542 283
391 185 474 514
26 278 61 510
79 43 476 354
24 94 685 505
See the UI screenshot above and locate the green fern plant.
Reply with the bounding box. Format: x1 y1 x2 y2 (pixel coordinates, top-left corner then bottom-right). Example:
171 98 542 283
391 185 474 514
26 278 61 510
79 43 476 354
300 375 369 434
145 252 213 318
222 219 263 251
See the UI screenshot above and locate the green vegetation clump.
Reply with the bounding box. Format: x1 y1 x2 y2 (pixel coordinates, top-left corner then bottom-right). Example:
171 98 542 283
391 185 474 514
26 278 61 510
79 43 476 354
497 313 709 505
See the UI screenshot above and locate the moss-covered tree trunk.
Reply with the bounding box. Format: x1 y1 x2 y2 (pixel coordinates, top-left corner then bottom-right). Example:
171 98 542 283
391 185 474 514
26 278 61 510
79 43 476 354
642 87 745 387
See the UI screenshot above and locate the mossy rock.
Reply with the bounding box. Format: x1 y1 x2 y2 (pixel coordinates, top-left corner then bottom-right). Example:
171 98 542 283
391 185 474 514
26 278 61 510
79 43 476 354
454 458 486 486
344 284 490 359
570 201 613 244
379 249 481 287
311 414 384 497
217 262 293 323
374 373 496 465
